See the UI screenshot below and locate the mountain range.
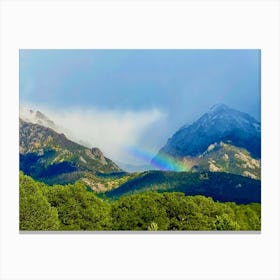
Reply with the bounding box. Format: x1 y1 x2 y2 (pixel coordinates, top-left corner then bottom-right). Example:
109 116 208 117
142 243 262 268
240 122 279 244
19 104 261 202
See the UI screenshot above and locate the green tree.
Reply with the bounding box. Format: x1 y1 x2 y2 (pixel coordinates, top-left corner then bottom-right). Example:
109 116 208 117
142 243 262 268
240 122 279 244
213 214 240 230
162 193 219 230
45 181 112 230
111 192 169 230
148 222 159 231
20 173 60 230
232 204 261 230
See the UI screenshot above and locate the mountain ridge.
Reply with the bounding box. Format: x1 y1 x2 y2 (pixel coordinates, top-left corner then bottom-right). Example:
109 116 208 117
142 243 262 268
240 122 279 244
19 118 122 187
152 104 261 177
106 170 261 204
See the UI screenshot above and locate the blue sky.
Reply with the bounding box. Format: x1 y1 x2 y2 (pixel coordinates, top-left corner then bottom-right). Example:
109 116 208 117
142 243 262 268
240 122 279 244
20 49 260 164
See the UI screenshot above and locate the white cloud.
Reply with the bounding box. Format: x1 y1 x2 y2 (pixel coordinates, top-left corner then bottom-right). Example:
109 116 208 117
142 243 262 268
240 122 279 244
20 103 166 164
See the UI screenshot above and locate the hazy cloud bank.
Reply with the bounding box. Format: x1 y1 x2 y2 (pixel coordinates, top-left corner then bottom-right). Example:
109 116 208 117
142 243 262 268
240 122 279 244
20 104 166 164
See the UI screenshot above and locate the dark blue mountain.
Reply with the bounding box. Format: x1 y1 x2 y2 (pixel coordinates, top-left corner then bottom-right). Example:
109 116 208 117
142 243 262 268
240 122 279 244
155 104 261 160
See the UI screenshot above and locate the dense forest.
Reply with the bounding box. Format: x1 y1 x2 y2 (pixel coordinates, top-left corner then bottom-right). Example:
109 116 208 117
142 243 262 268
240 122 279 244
20 172 261 231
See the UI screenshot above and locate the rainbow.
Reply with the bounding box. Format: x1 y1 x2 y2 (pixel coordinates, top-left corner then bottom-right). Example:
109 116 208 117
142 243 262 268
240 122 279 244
126 146 190 172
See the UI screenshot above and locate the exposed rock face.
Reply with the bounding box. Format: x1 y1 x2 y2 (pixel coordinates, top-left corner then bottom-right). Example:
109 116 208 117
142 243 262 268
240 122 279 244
84 148 107 165
91 148 107 165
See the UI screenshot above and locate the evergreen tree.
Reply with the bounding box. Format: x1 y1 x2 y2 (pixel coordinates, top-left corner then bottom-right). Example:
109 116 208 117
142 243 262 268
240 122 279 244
20 173 60 230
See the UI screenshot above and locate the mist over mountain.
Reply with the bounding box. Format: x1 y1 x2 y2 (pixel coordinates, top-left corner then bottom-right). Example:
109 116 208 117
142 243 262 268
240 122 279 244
20 106 93 148
20 105 165 165
20 107 57 129
19 103 261 206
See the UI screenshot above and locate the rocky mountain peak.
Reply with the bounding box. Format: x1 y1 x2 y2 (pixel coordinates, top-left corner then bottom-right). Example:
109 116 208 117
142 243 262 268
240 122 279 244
20 107 56 129
154 104 261 160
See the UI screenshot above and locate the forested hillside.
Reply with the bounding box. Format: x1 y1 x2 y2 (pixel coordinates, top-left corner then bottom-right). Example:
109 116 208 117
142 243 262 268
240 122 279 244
106 170 261 204
20 173 261 231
